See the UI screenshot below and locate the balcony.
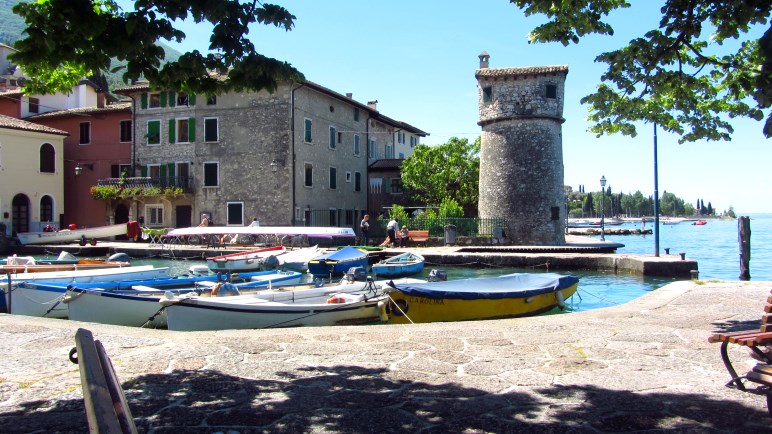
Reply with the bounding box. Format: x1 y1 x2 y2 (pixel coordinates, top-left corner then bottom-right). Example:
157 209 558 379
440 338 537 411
97 176 193 192
90 177 193 201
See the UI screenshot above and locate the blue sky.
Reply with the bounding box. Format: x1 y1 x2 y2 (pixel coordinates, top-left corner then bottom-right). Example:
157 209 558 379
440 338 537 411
145 0 771 214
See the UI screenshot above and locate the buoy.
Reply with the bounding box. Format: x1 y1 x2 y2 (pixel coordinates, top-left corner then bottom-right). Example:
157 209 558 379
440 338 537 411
377 301 389 322
326 294 347 304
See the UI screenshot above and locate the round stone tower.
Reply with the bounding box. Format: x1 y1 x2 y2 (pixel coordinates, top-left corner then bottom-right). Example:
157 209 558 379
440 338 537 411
476 52 568 245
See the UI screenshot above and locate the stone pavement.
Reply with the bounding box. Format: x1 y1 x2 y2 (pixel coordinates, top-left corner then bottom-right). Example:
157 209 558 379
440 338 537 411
1 280 771 433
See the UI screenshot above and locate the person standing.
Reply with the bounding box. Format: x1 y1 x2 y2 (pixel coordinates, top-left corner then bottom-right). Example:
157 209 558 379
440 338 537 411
386 217 398 247
399 225 409 248
360 214 370 246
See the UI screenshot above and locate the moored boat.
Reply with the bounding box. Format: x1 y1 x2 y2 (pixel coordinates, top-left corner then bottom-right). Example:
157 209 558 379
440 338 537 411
16 222 133 245
693 219 707 226
261 245 323 272
308 246 369 277
206 245 286 272
1 252 131 273
384 272 579 324
371 252 425 277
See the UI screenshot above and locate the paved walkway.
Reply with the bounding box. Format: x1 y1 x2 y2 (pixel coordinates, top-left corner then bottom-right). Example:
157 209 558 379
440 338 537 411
1 280 771 433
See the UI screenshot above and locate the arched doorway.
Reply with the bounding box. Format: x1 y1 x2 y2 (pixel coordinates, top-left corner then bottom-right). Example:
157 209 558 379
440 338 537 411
114 203 130 240
12 194 30 236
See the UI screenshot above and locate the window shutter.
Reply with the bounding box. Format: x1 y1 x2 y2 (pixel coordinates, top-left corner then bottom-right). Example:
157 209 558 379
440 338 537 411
141 93 147 109
168 91 176 107
140 165 147 177
160 92 167 107
385 177 391 193
189 93 196 106
168 119 176 143
160 164 167 177
188 117 196 141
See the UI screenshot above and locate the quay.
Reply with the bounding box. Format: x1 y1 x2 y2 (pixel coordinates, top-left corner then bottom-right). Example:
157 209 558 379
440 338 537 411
13 234 697 277
1 280 770 432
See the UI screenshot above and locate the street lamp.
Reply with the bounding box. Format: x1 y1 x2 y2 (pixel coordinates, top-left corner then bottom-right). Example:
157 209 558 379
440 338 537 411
600 175 606 241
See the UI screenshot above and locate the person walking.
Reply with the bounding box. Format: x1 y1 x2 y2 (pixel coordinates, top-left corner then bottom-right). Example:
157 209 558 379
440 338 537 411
386 217 398 247
360 214 370 246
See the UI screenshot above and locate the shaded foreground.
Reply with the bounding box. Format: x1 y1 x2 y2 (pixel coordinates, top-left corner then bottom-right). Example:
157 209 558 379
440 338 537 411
1 280 771 433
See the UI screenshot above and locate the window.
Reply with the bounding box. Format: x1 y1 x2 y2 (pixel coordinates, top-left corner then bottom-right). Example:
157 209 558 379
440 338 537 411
304 163 313 187
329 126 336 149
207 95 217 106
176 118 190 143
177 92 189 106
203 162 219 187
354 108 360 121
204 118 219 142
369 177 382 194
39 195 53 222
346 172 351 182
546 84 557 99
354 134 360 156
304 118 313 143
149 92 161 108
176 162 191 187
354 172 361 192
368 139 377 159
39 143 55 173
120 120 132 143
28 97 39 114
148 164 161 179
329 167 337 190
227 202 244 225
390 178 403 194
145 204 164 226
79 122 91 144
410 136 417 147
111 164 132 178
385 143 394 159
483 86 493 103
147 120 161 145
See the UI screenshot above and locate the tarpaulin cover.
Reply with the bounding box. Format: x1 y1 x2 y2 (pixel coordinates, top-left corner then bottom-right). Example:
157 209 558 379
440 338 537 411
389 273 579 300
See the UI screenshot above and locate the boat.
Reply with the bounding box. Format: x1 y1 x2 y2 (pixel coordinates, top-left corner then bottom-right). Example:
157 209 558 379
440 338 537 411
384 272 579 324
261 245 324 272
161 277 424 331
661 218 684 225
1 252 131 273
16 222 133 245
165 225 356 241
206 245 286 272
63 270 304 328
371 252 425 277
693 220 707 226
2 265 171 318
307 246 369 277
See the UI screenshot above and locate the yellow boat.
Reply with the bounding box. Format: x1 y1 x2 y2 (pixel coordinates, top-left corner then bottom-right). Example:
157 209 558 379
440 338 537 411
385 273 578 324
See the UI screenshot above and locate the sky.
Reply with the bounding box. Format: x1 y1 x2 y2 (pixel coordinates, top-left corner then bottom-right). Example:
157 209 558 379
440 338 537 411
135 0 771 214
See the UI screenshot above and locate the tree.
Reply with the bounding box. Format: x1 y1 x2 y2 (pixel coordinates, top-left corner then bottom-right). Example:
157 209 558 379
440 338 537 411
10 0 304 95
512 0 772 141
400 137 480 216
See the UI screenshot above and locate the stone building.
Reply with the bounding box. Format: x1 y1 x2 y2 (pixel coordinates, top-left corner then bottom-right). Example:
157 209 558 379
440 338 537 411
476 52 568 245
117 81 425 231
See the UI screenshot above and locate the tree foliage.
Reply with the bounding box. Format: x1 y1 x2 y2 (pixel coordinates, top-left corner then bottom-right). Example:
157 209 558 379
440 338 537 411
511 0 772 141
400 137 480 216
10 0 304 95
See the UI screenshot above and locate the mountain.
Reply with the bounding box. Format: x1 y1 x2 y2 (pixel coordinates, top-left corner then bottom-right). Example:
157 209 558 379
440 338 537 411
0 0 183 91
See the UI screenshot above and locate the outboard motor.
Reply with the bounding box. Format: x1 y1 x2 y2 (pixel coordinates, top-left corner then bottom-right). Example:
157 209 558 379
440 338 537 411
108 252 130 263
344 266 368 283
427 269 448 282
262 255 280 270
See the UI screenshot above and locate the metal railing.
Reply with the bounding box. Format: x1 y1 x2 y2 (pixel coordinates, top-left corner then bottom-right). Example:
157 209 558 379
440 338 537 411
97 176 193 192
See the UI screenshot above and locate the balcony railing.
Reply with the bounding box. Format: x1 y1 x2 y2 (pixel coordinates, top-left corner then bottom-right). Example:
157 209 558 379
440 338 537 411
97 176 193 192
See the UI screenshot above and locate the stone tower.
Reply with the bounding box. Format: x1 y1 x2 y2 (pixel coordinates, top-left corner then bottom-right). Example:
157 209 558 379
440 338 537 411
476 52 568 245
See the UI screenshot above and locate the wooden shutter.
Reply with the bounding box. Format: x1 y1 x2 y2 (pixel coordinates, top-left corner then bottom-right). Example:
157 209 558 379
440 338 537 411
188 117 196 142
141 93 147 109
168 119 176 143
140 165 147 177
189 93 196 106
167 163 175 177
168 91 176 107
160 164 167 177
160 92 167 107
385 177 391 193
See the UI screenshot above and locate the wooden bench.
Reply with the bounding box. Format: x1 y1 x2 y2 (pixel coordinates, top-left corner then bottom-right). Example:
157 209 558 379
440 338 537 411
70 328 138 433
708 290 772 417
407 230 429 247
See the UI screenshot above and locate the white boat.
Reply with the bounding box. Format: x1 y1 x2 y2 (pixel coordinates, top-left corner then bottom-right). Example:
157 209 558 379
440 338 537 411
206 245 286 272
16 223 130 245
161 278 423 331
3 265 170 318
261 245 324 272
64 270 304 328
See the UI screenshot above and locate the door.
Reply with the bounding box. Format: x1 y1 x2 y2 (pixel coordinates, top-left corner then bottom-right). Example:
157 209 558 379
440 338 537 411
12 194 30 235
114 204 130 240
175 205 192 228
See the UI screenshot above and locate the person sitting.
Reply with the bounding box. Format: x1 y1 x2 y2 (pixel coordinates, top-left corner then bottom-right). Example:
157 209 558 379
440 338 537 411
198 214 209 227
399 225 409 247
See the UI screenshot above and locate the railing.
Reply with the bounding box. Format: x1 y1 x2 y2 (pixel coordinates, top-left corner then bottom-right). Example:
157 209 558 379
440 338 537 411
97 176 193 192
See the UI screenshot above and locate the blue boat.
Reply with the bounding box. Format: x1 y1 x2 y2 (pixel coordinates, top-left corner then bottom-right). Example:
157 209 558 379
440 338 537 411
371 252 425 277
308 246 368 277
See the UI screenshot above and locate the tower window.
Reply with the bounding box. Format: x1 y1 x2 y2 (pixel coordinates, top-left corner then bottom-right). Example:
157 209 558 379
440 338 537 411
546 84 557 99
482 86 493 103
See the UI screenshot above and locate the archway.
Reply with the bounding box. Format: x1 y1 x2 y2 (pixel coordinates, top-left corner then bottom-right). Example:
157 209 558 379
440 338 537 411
12 194 30 236
114 203 130 240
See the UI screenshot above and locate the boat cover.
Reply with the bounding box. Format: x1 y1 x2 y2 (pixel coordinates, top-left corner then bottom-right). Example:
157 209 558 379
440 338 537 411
388 273 579 300
311 246 367 262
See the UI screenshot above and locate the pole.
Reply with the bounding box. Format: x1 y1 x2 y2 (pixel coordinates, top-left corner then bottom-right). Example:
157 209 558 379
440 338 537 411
600 187 605 241
653 123 660 257
738 216 751 280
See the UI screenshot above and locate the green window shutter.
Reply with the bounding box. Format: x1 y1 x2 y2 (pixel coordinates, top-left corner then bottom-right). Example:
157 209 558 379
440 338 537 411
168 91 176 107
385 177 391 193
141 93 147 109
147 120 160 144
189 93 196 106
168 119 176 143
160 164 167 177
160 92 167 107
140 165 147 177
188 117 196 141
167 163 175 177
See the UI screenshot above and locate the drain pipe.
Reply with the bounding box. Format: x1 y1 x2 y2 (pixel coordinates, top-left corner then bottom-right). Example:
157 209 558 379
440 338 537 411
2 270 11 314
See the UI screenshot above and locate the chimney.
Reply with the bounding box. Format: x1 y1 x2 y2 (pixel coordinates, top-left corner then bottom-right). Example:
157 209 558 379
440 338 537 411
479 51 490 69
367 100 378 110
346 93 353 99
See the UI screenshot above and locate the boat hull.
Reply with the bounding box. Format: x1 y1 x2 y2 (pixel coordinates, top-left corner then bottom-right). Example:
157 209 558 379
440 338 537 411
206 246 286 272
17 223 128 245
371 252 425 277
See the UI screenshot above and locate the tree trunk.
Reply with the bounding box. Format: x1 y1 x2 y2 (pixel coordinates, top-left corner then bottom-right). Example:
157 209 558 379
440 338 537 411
738 216 751 280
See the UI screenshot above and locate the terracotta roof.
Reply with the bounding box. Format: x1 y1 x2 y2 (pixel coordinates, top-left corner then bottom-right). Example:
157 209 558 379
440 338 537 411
0 114 69 136
475 65 569 78
368 159 404 170
0 89 23 98
26 102 131 120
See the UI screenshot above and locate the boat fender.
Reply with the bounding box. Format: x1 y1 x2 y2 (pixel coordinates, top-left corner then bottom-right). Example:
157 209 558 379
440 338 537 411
390 298 409 316
377 301 389 322
555 289 566 309
326 294 348 304
108 252 130 263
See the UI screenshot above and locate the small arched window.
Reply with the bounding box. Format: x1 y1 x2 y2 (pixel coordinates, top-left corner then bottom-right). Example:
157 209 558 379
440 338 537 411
40 195 53 222
39 143 55 173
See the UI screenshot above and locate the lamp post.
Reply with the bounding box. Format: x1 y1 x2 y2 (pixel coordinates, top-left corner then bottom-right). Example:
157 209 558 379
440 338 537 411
600 175 606 241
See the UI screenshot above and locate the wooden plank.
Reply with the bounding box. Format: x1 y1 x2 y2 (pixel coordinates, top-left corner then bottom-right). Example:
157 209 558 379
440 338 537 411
746 370 772 386
733 332 772 346
708 329 763 343
95 340 137 434
764 303 772 313
753 364 772 376
74 328 123 434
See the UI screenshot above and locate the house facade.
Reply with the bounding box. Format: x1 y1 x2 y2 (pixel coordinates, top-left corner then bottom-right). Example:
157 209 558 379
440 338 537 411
117 81 426 231
0 115 67 236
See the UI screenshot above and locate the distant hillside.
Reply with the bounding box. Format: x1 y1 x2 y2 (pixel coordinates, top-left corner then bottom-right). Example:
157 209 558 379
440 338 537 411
1 0 183 91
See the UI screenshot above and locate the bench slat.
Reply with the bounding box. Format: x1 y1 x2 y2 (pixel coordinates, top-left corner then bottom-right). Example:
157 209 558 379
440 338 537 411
708 330 764 343
747 370 772 387
75 328 124 434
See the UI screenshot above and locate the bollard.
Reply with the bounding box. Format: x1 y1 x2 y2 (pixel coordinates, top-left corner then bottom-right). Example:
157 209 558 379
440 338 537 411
679 252 686 260
664 248 670 255
690 270 699 279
